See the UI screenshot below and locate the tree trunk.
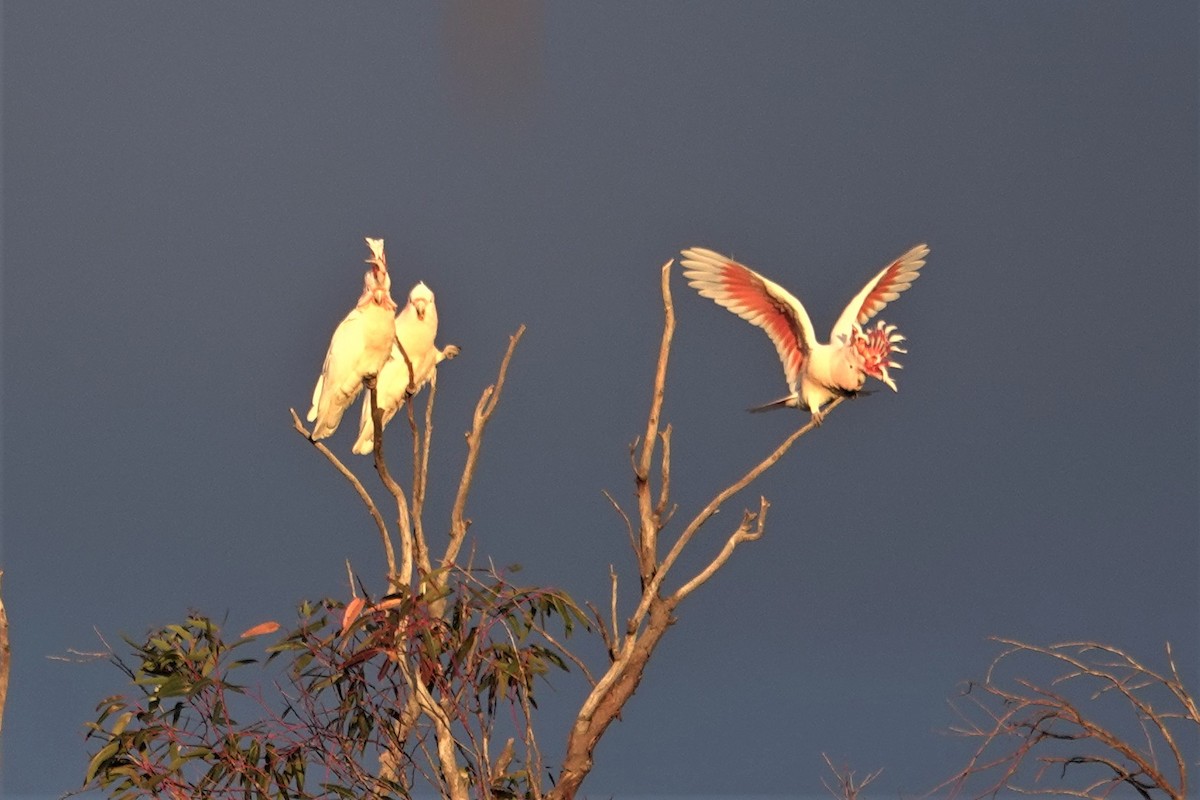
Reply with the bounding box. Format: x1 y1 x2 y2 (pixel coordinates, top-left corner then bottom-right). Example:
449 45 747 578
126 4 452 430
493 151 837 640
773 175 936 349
549 600 676 800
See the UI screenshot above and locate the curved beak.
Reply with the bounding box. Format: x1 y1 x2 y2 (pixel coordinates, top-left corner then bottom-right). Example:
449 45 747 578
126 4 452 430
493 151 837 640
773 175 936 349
414 298 428 321
372 286 396 310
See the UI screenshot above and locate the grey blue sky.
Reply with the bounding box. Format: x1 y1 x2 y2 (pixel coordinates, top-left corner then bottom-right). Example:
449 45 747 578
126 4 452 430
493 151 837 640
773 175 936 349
2 3 1197 797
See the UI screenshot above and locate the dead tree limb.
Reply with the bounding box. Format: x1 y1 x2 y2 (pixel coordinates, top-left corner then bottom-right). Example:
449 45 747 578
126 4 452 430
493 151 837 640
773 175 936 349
290 407 398 584
549 260 840 800
940 639 1197 800
445 325 525 570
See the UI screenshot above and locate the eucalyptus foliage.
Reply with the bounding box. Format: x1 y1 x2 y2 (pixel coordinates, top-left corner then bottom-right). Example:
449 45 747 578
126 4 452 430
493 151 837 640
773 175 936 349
85 572 585 800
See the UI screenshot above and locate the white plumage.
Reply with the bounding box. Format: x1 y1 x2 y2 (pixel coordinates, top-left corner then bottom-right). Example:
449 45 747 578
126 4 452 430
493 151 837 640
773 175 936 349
307 238 398 441
680 244 927 423
351 281 459 455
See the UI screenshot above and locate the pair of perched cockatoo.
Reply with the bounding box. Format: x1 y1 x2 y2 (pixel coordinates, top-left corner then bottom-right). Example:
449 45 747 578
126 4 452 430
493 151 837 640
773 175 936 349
681 244 928 423
307 238 458 452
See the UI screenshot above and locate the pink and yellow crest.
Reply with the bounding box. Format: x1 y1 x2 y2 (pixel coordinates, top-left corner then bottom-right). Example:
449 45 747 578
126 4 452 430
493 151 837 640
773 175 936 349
853 320 907 391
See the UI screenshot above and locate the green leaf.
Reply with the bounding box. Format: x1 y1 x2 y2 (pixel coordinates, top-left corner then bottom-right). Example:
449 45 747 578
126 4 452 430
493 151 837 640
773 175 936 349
85 740 120 784
109 711 134 736
156 674 189 698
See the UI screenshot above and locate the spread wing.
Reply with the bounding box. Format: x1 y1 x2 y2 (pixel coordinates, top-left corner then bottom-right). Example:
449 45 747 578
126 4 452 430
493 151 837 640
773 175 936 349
832 244 928 341
680 247 815 389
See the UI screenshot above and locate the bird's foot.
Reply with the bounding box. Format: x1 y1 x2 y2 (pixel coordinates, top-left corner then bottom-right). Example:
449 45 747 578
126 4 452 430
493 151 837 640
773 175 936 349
811 409 825 426
363 374 378 391
442 344 461 360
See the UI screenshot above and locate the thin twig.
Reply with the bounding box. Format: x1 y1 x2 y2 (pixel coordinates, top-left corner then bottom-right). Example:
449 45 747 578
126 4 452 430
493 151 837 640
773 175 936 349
636 261 675 481
633 260 676 585
290 408 396 580
602 490 637 559
406 387 431 577
369 384 413 588
672 496 769 602
444 325 525 569
938 639 1194 800
585 600 615 662
531 620 596 687
821 753 883 800
655 425 673 520
629 397 842 634
609 565 620 657
416 373 438 575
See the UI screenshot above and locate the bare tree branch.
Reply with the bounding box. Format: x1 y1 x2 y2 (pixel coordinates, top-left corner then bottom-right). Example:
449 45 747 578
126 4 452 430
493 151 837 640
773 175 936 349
939 639 1196 800
821 753 882 800
445 325 525 569
413 371 440 575
634 260 675 586
550 261 846 800
602 489 637 563
609 564 620 658
672 496 768 603
655 424 674 523
404 385 433 578
291 407 397 582
369 380 414 588
398 656 469 800
628 396 842 636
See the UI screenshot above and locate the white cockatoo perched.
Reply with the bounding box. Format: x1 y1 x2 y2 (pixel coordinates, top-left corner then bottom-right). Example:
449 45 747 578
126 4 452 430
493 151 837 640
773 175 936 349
307 238 399 440
351 281 460 455
681 244 928 423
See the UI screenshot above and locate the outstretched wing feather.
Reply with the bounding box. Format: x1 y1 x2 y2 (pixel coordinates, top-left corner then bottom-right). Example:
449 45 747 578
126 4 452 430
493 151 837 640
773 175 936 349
681 247 814 388
832 244 929 340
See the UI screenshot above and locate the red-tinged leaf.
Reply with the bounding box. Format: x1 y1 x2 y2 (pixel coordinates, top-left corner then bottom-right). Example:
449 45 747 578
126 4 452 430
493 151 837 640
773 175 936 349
240 621 281 638
341 597 366 631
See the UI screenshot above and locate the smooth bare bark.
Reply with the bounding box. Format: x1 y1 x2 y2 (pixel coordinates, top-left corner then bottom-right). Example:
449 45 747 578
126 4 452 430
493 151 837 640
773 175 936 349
369 378 416 587
549 261 838 800
445 325 525 570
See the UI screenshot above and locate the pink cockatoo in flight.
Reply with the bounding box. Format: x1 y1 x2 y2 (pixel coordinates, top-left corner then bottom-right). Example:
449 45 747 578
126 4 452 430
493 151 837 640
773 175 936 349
681 244 928 423
307 238 399 440
351 281 460 455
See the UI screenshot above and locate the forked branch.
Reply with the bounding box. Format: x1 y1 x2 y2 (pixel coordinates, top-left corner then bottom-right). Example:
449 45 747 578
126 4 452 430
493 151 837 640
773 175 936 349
939 639 1197 800
550 260 841 800
633 261 677 586
369 380 415 587
444 325 525 569
821 753 883 800
673 495 769 602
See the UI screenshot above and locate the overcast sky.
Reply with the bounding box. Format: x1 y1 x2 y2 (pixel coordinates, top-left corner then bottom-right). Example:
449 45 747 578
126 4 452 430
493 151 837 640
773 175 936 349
2 3 1197 797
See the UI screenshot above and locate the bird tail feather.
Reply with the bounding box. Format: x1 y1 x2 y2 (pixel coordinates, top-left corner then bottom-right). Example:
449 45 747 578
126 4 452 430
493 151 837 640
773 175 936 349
747 395 797 413
351 393 374 455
